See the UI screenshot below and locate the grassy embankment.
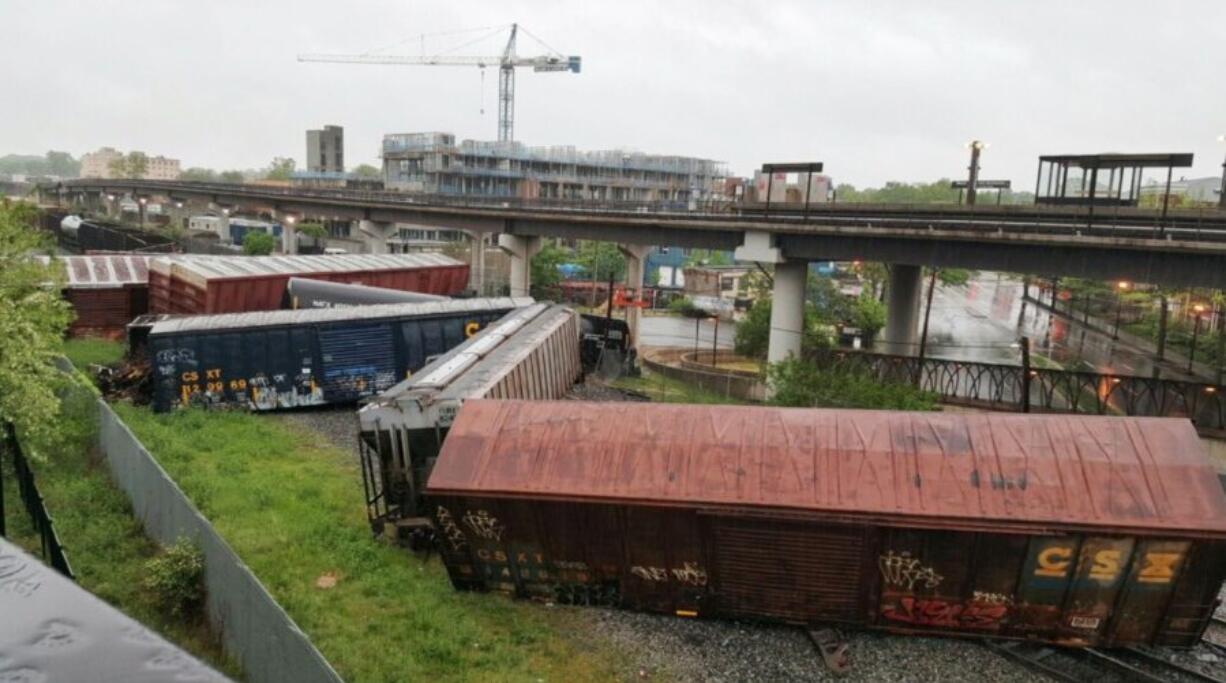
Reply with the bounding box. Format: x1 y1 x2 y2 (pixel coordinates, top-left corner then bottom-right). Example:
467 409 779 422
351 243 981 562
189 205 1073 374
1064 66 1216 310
611 368 747 405
75 334 626 682
1 339 237 676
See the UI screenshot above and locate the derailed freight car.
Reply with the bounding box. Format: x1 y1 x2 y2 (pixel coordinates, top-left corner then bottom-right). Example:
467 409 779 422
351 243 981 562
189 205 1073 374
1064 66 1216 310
146 297 531 412
358 303 582 534
426 401 1226 648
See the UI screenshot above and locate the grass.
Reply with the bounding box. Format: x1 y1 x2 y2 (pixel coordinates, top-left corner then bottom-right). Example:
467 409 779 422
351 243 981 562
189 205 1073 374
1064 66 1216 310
63 337 126 368
112 403 626 683
611 369 748 405
1 379 238 677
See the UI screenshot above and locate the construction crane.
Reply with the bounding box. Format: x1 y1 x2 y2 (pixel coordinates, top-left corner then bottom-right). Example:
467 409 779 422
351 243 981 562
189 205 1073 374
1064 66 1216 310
299 23 580 143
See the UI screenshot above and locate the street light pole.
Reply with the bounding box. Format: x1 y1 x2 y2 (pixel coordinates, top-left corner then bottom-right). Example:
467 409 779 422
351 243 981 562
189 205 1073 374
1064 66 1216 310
1113 281 1130 340
1190 304 1206 374
966 140 985 206
1218 135 1226 210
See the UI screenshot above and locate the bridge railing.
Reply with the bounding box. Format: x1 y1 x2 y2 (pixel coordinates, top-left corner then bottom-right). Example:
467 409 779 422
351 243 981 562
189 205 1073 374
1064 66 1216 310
807 349 1226 436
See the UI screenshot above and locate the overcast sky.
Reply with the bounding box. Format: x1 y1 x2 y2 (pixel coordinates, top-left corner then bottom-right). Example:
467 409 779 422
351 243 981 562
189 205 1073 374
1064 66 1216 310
3 1 1224 187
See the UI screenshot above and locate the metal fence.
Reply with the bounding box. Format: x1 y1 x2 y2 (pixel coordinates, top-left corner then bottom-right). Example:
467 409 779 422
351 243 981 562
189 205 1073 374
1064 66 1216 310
95 401 342 683
0 422 74 578
810 350 1226 435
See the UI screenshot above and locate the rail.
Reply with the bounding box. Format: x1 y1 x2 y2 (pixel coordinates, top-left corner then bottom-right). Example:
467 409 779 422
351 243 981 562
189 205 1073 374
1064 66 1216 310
808 349 1226 436
45 179 1226 245
0 422 74 579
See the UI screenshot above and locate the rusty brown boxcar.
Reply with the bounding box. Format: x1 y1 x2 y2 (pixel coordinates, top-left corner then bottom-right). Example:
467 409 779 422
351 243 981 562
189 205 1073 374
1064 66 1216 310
426 400 1226 648
148 253 470 315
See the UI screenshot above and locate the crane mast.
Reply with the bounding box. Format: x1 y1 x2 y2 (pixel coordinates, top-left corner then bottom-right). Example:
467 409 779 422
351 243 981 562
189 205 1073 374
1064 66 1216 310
298 23 580 143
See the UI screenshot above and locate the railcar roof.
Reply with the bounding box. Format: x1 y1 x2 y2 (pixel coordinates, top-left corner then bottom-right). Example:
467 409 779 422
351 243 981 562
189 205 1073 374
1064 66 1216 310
149 297 533 335
428 400 1226 536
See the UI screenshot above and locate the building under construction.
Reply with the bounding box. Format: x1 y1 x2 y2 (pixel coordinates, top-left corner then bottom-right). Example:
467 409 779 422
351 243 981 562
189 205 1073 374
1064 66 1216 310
381 132 725 204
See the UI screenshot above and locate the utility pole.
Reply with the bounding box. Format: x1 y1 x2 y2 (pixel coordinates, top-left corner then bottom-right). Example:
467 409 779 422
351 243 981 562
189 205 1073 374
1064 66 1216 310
1218 135 1226 210
966 140 985 206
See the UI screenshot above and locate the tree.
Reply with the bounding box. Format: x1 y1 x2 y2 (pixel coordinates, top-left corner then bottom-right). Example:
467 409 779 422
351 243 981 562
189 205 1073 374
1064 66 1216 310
530 243 568 293
850 294 886 338
296 222 328 240
43 151 80 178
936 268 973 287
265 157 296 181
352 164 381 178
219 170 245 183
108 151 149 179
180 167 217 182
684 248 731 267
242 231 275 255
576 241 626 282
0 201 74 456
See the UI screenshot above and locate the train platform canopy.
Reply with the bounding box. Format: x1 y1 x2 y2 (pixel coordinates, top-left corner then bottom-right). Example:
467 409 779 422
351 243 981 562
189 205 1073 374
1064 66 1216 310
428 401 1226 538
0 538 231 682
147 296 535 335
1034 152 1194 207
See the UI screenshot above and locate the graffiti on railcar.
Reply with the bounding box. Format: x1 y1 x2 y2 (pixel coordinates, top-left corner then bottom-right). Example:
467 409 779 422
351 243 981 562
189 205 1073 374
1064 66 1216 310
629 562 708 586
462 509 505 541
882 596 1009 629
435 506 468 551
879 550 944 591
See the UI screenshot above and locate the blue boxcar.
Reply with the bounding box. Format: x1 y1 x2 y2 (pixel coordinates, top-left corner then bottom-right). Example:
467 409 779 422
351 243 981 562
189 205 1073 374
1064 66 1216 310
147 297 532 412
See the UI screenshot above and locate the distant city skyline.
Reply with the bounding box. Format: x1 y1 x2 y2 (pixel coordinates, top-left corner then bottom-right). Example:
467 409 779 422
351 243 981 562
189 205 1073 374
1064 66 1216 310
2 1 1224 187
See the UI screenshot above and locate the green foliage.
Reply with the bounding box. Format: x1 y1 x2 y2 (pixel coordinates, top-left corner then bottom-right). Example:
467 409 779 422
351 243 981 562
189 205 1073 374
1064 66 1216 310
108 151 149 179
767 358 938 410
576 241 625 282
530 243 568 292
0 201 73 457
296 222 328 240
850 294 886 337
611 370 745 405
179 167 217 182
264 157 296 181
668 296 706 318
352 164 381 178
144 539 206 618
734 298 831 358
937 268 973 287
0 151 80 178
683 248 731 267
218 170 245 183
834 179 960 204
242 230 275 255
64 338 125 368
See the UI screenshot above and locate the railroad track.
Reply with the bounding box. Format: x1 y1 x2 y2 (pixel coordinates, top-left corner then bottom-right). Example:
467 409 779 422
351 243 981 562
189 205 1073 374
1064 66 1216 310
984 639 1226 682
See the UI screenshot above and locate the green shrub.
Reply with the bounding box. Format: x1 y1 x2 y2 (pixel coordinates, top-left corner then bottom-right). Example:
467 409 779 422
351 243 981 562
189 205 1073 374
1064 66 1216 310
767 358 937 410
242 231 275 256
144 538 206 618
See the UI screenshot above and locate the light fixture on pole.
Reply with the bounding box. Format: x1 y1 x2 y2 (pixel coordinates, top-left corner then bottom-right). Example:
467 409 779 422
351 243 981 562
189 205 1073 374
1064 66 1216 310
965 140 987 206
1190 303 1207 373
1113 281 1129 340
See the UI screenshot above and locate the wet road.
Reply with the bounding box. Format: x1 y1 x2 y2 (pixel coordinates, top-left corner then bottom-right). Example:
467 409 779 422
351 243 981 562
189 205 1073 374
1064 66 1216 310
640 315 736 350
877 274 1206 381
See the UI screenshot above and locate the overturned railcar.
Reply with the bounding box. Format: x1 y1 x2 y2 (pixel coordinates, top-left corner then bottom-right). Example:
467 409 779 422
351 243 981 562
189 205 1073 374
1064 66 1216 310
426 401 1226 648
146 297 531 412
358 304 583 535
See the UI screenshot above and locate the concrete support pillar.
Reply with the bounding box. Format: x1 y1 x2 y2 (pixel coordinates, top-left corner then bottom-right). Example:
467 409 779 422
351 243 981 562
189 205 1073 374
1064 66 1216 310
282 223 298 254
498 234 541 298
882 264 924 355
468 231 488 295
358 219 396 254
619 243 650 350
768 260 808 364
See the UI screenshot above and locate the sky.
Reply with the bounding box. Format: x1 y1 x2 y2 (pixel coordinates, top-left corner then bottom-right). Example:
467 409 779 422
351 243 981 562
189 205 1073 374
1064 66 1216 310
2 1 1224 187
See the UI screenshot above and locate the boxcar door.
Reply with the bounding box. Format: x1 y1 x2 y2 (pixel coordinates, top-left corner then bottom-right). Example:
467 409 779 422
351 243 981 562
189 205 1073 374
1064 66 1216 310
707 516 867 624
318 323 396 402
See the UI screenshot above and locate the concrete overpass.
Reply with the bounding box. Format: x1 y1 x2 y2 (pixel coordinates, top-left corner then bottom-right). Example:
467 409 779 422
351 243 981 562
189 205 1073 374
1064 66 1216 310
43 179 1226 366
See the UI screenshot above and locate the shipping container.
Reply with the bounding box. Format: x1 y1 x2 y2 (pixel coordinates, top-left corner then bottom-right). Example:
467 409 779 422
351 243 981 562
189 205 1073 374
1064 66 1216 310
358 304 582 534
148 253 470 315
284 277 447 309
426 402 1226 648
146 297 532 412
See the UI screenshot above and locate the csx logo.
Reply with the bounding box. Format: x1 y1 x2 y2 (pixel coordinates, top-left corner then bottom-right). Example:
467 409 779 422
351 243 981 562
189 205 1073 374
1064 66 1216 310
464 321 481 337
1034 546 1179 584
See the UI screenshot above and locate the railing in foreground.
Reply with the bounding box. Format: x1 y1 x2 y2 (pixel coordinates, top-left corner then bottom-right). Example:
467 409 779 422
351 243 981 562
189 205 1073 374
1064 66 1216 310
808 350 1226 436
0 422 74 578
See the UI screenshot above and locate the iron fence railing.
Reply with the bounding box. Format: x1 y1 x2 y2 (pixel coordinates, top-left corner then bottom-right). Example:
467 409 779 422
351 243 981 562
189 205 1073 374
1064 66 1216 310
0 422 74 578
809 350 1226 435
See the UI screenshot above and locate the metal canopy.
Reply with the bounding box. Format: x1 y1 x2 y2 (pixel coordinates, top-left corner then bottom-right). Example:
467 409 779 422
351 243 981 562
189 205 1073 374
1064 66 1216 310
1038 153 1194 169
761 162 825 174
